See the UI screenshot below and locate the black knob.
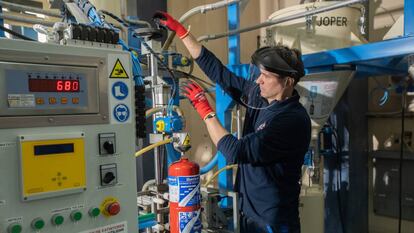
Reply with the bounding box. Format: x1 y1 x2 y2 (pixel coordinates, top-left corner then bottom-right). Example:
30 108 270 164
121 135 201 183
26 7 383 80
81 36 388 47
103 141 114 154
103 172 115 184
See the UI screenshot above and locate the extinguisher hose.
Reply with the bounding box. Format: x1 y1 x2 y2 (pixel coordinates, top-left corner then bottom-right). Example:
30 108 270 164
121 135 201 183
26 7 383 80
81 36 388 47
203 164 238 187
135 138 173 157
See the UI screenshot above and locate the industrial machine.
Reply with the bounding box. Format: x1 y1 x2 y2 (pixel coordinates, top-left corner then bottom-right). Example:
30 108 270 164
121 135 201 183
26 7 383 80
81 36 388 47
0 38 137 232
4 0 413 233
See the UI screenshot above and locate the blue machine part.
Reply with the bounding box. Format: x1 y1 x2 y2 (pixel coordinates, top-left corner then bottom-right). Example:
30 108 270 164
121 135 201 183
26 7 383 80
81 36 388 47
172 54 192 68
75 0 103 25
303 148 314 167
0 6 4 37
153 115 184 134
404 0 414 36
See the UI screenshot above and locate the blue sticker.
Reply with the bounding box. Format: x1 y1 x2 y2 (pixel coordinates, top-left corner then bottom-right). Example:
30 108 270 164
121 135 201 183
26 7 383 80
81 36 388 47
168 175 200 207
179 210 202 233
113 104 130 122
112 81 129 100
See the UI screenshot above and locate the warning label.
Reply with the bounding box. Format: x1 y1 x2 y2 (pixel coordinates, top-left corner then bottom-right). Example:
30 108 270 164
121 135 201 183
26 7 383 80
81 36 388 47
78 221 128 233
110 59 129 79
8 94 35 108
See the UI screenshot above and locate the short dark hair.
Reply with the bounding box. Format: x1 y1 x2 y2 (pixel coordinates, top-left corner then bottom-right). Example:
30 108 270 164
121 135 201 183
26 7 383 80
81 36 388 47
274 45 305 84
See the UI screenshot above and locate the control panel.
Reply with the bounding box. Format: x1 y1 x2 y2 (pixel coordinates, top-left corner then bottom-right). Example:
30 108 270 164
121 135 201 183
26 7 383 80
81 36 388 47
0 38 137 233
5 65 91 110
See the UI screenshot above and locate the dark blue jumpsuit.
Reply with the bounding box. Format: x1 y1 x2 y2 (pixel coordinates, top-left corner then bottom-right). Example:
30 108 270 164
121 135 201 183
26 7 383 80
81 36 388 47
195 47 311 233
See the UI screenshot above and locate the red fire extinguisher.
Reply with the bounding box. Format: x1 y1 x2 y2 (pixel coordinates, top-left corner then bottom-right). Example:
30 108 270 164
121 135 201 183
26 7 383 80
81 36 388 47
168 157 201 233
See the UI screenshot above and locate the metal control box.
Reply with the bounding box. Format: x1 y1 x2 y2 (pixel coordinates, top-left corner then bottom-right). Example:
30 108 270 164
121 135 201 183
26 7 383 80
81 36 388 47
0 38 137 233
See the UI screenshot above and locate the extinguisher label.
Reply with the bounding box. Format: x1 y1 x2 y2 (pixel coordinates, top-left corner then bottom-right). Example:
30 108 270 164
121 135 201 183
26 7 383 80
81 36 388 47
179 210 202 233
168 175 200 207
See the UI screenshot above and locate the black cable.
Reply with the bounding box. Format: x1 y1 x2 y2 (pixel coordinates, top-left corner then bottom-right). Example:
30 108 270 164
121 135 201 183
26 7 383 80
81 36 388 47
98 10 129 28
134 49 215 88
398 90 406 233
173 69 215 87
0 25 35 41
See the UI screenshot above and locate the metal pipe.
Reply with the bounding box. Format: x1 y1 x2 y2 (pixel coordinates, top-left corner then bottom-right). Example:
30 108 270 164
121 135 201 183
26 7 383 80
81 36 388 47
0 1 61 18
179 0 240 23
0 13 56 26
162 0 241 50
197 0 366 42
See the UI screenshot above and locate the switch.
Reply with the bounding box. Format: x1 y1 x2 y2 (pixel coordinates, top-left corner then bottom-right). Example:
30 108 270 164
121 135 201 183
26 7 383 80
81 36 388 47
7 223 22 233
51 214 64 226
100 164 117 186
105 202 121 216
31 218 45 230
89 207 101 217
103 141 115 154
103 172 115 184
99 133 116 155
70 210 83 222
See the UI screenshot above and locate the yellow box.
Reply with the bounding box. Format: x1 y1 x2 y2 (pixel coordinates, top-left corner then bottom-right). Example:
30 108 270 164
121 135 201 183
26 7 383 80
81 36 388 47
19 133 86 201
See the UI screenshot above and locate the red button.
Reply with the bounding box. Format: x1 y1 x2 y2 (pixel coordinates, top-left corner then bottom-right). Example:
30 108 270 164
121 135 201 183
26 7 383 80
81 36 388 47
106 202 120 216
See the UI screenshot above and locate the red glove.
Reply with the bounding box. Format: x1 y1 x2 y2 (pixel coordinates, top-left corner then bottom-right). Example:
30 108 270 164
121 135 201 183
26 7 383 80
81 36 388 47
153 11 189 39
181 81 215 120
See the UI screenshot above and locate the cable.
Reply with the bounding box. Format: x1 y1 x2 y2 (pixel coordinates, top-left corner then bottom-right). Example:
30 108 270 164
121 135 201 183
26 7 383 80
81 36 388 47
98 10 130 28
173 69 215 87
203 164 237 187
0 24 35 41
135 138 173 157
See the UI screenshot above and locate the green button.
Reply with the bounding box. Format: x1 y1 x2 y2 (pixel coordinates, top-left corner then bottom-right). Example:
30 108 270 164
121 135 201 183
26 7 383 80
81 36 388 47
52 214 64 226
31 218 45 230
89 207 100 217
7 223 22 233
71 211 82 222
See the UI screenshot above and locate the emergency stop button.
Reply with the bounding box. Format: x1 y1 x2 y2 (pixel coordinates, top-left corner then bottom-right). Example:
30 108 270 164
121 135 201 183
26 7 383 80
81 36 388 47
106 202 121 216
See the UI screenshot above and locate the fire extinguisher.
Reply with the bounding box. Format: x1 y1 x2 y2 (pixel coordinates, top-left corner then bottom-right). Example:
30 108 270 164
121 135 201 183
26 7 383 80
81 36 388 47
168 157 201 233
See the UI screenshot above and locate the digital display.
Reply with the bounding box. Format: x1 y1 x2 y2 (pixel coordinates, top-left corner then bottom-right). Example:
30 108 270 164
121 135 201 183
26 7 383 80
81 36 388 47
29 79 80 92
34 143 74 156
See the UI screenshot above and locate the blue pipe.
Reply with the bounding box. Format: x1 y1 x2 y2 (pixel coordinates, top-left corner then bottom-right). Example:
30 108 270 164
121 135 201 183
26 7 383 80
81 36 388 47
0 6 4 37
200 153 218 174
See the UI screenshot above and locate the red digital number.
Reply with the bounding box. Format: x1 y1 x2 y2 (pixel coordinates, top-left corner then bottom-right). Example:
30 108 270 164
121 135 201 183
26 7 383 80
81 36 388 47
64 81 71 91
72 81 79 91
57 81 63 91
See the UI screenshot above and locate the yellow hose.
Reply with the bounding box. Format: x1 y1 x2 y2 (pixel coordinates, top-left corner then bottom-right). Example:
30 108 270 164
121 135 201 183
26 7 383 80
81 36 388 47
135 138 173 157
203 164 238 187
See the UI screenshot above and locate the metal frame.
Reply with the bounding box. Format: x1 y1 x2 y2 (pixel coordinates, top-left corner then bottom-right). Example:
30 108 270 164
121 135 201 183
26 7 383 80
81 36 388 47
216 2 240 197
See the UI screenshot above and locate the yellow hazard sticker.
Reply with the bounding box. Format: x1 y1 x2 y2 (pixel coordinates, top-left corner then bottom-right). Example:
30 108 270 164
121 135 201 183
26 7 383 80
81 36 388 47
183 135 190 146
110 59 129 79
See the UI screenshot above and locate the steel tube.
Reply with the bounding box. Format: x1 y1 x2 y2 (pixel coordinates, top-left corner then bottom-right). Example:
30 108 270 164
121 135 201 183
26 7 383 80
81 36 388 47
0 13 56 26
0 1 61 18
162 0 240 50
